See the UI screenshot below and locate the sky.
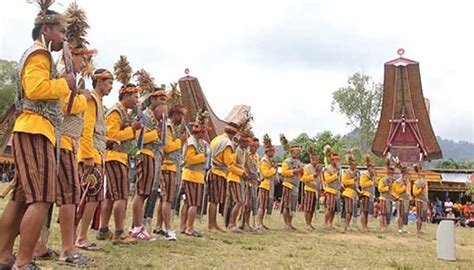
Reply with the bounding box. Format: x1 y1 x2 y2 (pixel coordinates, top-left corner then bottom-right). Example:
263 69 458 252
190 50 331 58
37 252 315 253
1 0 473 143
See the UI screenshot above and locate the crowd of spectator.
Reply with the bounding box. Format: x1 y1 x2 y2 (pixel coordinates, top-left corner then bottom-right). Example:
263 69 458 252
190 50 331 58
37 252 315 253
372 197 473 228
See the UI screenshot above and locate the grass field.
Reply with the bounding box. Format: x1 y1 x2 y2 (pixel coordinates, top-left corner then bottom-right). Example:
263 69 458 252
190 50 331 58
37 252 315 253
0 182 472 270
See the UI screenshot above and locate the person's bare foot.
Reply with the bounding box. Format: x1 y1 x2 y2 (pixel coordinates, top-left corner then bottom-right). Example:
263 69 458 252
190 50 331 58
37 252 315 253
208 225 225 233
227 226 242 233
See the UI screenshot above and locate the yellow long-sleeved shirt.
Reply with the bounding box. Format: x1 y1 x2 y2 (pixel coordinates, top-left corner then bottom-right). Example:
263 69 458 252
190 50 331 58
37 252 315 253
359 174 373 197
78 94 103 164
13 48 70 145
323 167 339 195
161 125 182 172
210 134 242 178
105 110 135 166
138 129 159 157
300 166 317 193
378 178 391 200
392 180 408 200
227 150 246 183
259 158 277 191
210 145 243 178
412 181 428 202
281 161 297 190
182 145 206 184
60 94 87 151
341 171 356 199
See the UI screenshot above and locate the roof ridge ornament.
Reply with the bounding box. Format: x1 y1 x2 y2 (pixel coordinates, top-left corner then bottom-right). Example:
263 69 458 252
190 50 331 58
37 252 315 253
397 48 405 57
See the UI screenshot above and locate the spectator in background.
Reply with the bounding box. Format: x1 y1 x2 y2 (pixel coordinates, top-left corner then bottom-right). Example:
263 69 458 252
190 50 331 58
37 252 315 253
444 198 454 214
427 203 432 223
453 201 462 217
446 210 455 219
466 202 472 215
431 202 442 223
435 197 442 216
374 198 381 219
1 172 8 183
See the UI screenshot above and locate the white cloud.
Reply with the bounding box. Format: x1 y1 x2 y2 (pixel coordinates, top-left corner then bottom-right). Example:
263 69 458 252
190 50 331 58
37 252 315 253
1 0 472 142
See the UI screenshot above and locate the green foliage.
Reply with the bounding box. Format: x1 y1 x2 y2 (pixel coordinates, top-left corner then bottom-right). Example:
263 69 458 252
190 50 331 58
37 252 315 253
331 73 382 152
286 131 386 166
0 60 18 117
465 182 474 201
286 131 344 164
433 159 474 169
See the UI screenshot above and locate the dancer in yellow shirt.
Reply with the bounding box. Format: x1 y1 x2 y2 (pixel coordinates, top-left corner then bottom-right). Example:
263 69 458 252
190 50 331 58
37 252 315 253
280 134 303 230
341 154 360 233
180 108 210 238
359 155 376 232
379 159 396 231
323 146 340 229
0 3 74 268
300 146 322 231
413 164 428 234
392 165 411 234
256 134 278 231
208 122 240 232
101 56 140 245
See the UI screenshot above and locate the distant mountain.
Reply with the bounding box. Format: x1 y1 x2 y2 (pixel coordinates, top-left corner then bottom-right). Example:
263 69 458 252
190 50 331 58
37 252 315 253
256 136 474 162
435 136 474 161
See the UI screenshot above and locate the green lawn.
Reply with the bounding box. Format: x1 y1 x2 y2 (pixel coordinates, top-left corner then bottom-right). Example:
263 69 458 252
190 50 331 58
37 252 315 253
0 182 472 270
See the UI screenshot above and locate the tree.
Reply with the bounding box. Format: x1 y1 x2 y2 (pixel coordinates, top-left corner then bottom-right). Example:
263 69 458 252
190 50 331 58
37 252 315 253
0 60 18 117
433 159 474 170
287 133 314 163
465 182 474 201
331 73 382 153
287 131 345 164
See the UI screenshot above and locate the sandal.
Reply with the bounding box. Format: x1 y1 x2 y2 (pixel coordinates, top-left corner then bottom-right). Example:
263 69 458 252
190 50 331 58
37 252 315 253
185 230 203 238
34 248 59 260
58 252 95 268
12 262 40 270
75 242 101 251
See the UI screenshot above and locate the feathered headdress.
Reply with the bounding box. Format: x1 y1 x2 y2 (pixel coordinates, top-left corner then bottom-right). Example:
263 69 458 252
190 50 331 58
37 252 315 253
280 134 290 152
238 111 254 141
167 82 186 114
364 154 374 167
413 163 422 173
133 69 158 108
133 69 154 96
307 144 318 157
385 152 400 170
64 2 96 78
346 149 357 165
65 2 96 55
324 145 332 159
191 107 210 133
80 55 95 78
263 134 274 152
384 157 395 170
29 0 66 26
323 144 338 166
114 55 137 95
